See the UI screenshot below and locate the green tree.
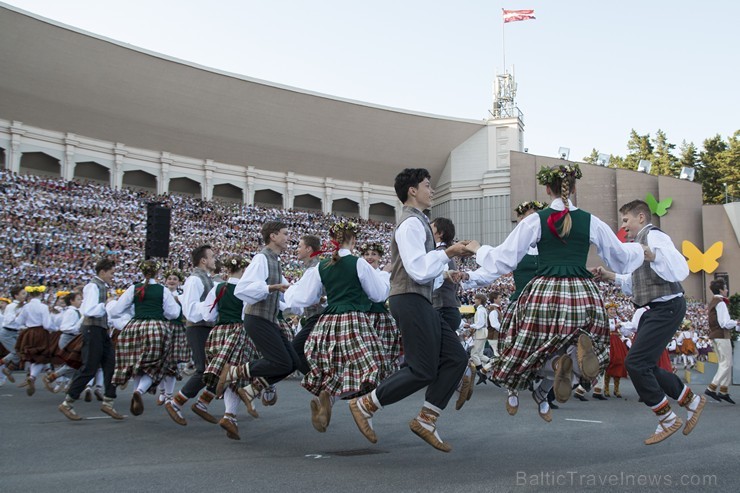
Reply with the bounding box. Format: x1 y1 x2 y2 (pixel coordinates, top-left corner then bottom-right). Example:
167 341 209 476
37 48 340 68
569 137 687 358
621 130 653 171
651 129 678 176
697 134 728 204
677 140 699 170
583 148 599 165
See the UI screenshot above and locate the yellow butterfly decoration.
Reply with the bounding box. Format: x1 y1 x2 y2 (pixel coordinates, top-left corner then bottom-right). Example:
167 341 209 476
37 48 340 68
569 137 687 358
645 193 672 217
682 241 723 273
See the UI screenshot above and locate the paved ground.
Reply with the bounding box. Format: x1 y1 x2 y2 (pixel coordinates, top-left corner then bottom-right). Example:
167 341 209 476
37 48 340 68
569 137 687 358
1 375 737 492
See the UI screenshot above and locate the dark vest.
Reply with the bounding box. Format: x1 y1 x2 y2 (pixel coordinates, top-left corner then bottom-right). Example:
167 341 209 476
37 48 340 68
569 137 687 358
214 283 244 325
433 252 461 309
185 268 215 327
390 206 435 302
132 283 166 320
82 277 108 327
245 247 282 324
630 225 684 307
707 297 730 340
511 253 538 302
319 255 372 314
536 208 592 278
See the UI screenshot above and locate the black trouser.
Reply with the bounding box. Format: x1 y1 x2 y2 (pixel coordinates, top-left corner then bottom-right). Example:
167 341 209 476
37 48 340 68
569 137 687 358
291 313 322 375
625 296 687 407
68 325 116 400
245 315 299 385
375 294 468 409
437 306 462 338
180 325 213 398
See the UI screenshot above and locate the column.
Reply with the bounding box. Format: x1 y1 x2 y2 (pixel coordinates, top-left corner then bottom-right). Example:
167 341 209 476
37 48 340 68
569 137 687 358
158 152 172 195
323 178 335 215
284 171 296 210
360 182 371 220
62 134 78 181
243 166 255 205
112 143 126 190
203 159 215 201
7 121 25 173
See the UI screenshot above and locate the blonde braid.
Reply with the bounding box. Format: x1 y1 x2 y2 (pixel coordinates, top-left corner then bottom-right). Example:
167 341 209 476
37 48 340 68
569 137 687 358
559 179 572 238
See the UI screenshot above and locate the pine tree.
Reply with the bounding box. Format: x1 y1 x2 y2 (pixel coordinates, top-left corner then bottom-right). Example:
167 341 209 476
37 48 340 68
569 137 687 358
583 149 599 165
651 130 678 176
622 130 653 171
697 134 727 204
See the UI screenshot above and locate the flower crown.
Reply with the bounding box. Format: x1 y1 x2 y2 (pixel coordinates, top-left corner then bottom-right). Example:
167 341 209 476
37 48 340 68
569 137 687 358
515 200 548 216
163 269 185 283
681 319 692 329
329 220 360 239
115 288 126 296
138 260 162 273
358 242 385 256
56 290 71 298
0 297 11 304
24 286 46 294
536 163 583 186
604 301 619 310
224 256 250 271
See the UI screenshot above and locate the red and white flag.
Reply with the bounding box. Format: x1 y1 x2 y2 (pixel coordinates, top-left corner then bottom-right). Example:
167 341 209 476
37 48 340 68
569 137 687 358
502 9 535 23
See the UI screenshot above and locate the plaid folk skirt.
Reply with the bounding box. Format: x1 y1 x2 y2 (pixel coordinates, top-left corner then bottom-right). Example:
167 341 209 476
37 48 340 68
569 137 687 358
113 319 174 386
491 276 610 390
303 311 384 398
203 323 248 389
16 327 52 364
279 318 295 342
369 311 402 378
56 334 84 369
169 322 191 363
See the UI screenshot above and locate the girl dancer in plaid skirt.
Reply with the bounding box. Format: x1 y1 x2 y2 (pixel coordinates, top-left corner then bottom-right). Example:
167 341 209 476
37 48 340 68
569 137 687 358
359 241 401 379
155 269 189 406
284 220 390 433
465 164 644 418
201 256 251 439
108 260 180 416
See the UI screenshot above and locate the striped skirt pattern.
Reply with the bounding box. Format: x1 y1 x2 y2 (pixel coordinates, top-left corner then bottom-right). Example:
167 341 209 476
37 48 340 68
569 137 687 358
491 276 610 390
16 327 51 364
203 323 248 389
369 311 402 378
169 322 191 363
303 311 384 398
112 319 174 386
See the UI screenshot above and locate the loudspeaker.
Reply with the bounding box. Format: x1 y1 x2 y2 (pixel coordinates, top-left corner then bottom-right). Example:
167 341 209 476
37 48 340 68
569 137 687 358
145 202 171 259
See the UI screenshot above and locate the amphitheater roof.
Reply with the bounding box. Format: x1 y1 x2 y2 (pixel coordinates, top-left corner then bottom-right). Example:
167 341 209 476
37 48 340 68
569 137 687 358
0 4 485 187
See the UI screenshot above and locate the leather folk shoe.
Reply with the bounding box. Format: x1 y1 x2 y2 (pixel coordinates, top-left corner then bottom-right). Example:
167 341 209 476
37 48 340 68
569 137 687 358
409 409 452 453
318 390 332 429
644 416 683 445
165 401 187 426
130 391 144 416
683 395 706 436
219 414 240 440
349 396 378 444
59 403 82 421
577 334 600 380
191 403 218 424
553 355 573 403
101 402 124 420
310 397 326 432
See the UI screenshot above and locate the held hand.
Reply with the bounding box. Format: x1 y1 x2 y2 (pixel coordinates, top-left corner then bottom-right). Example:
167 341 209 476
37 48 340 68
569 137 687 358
463 240 481 255
592 266 616 282
382 262 393 273
642 245 656 262
445 241 473 258
445 270 463 284
269 284 289 293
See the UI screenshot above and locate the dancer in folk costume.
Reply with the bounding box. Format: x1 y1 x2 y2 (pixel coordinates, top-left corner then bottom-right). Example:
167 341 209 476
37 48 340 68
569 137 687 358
201 255 251 439
155 269 189 406
676 319 698 369
603 302 629 398
216 222 299 410
461 200 547 418
358 241 402 379
15 286 53 396
348 168 471 452
59 258 123 421
45 291 84 393
464 165 645 421
0 285 27 383
596 199 704 445
704 278 738 404
284 220 390 433
430 217 476 411
109 260 180 416
166 245 219 426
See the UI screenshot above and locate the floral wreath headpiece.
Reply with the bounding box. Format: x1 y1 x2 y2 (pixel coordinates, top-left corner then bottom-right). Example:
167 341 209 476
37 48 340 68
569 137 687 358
604 301 619 310
358 242 385 256
24 286 47 294
680 319 692 329
329 220 360 239
536 163 583 186
138 260 162 273
115 288 126 296
163 269 185 283
56 290 71 298
0 297 11 304
515 200 548 216
224 256 250 271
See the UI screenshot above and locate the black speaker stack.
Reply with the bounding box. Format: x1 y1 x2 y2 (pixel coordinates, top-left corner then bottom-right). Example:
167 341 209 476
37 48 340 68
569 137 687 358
145 202 171 259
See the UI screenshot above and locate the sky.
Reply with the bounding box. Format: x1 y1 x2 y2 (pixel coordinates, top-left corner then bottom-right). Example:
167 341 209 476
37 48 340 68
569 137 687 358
3 0 739 163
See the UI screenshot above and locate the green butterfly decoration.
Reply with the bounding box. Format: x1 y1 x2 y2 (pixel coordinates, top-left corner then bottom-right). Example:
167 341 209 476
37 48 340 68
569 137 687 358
645 193 672 216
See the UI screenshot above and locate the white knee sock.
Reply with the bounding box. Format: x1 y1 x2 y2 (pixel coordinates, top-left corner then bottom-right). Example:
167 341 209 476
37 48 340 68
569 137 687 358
30 363 45 379
135 375 153 394
224 388 240 415
95 368 104 388
163 375 176 395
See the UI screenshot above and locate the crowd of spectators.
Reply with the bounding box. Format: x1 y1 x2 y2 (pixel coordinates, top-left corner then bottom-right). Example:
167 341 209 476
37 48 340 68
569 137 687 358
0 169 709 335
